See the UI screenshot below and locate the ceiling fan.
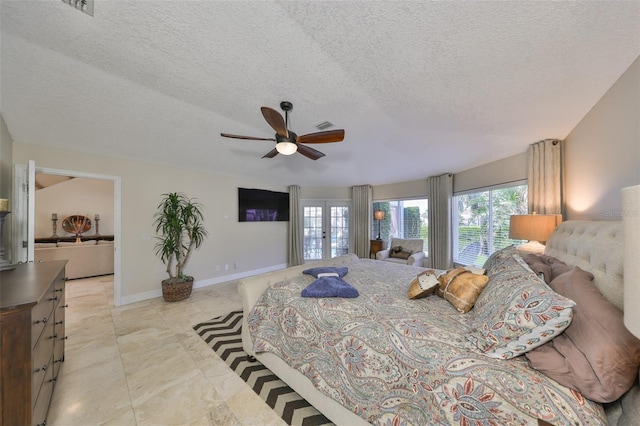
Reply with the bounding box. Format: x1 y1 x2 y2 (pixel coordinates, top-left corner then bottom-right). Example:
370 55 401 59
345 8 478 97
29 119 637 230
221 101 345 160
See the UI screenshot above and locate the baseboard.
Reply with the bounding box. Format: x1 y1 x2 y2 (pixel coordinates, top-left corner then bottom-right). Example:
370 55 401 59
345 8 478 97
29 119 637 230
117 263 288 306
193 263 288 289
118 288 162 305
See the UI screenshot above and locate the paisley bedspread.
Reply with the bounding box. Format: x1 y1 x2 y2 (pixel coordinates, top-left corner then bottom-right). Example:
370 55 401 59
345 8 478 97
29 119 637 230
247 259 606 425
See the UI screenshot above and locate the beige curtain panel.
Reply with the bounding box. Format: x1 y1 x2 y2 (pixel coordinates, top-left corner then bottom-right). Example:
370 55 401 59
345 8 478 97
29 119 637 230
427 173 453 270
351 184 372 259
528 139 564 216
287 185 303 266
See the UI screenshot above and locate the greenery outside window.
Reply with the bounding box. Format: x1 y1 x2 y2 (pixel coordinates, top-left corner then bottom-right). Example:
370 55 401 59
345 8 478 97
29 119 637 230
453 182 528 267
372 199 428 249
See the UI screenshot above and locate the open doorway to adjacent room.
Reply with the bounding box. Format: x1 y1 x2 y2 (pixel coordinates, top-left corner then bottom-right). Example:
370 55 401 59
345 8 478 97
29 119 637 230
13 163 122 305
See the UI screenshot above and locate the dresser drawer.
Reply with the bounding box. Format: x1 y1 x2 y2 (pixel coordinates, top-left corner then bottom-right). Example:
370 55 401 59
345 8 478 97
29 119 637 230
31 289 54 349
32 355 54 426
32 321 55 406
53 286 66 377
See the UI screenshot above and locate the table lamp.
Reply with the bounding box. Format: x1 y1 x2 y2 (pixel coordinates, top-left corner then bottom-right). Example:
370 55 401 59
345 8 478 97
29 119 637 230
509 213 559 254
374 210 385 240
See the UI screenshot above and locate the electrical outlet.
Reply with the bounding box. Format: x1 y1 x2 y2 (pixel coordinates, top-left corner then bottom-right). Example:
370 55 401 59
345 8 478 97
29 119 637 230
224 264 229 270
215 265 220 271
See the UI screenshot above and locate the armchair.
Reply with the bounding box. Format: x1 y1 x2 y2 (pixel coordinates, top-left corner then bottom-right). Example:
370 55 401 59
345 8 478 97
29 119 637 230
376 238 426 267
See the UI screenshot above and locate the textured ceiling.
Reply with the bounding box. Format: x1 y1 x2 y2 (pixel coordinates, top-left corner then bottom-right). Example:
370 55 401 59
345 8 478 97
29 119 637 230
1 1 639 187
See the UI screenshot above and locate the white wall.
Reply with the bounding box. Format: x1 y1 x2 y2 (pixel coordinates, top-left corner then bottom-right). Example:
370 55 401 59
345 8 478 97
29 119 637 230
1 117 13 261
0 117 13 263
13 143 289 302
0 117 12 200
373 179 427 201
454 153 527 194
301 186 350 200
35 177 114 238
370 152 528 201
564 56 640 220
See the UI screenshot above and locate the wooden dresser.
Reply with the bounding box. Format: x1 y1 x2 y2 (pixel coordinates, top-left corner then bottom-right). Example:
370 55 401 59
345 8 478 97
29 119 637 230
1 261 67 426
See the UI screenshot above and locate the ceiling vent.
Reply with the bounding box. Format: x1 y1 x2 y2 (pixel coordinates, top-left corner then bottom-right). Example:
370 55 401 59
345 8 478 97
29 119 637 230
61 0 94 16
315 121 333 130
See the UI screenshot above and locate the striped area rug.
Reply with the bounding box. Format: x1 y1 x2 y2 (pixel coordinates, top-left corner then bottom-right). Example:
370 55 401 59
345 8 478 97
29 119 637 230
193 310 334 426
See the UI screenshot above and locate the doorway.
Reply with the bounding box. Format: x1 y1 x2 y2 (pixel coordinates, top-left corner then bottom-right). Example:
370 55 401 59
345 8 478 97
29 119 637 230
301 200 350 261
13 163 122 305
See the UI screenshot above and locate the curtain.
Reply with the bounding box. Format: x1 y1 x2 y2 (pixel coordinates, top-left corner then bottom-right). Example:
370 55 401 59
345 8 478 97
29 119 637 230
351 184 372 259
287 185 303 266
427 173 453 269
528 139 564 216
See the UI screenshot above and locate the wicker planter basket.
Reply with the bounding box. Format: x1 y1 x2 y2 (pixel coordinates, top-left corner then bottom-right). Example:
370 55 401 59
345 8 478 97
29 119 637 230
161 277 194 302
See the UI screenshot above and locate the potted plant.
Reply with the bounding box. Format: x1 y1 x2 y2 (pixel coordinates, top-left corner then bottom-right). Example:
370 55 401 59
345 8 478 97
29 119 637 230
153 192 207 302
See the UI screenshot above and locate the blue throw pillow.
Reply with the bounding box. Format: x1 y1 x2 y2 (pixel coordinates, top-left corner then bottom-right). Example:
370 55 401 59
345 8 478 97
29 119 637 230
301 267 357 298
302 266 348 278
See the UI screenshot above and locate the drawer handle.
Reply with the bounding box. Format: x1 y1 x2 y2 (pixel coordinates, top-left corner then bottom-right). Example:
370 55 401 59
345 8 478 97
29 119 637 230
35 364 47 373
48 296 59 301
37 421 46 426
55 357 65 363
51 334 58 339
34 317 48 324
55 320 64 325
55 288 63 293
62 304 69 308
48 377 57 384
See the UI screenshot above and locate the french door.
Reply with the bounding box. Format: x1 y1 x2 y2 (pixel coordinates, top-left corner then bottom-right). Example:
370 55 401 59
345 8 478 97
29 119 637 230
302 200 350 261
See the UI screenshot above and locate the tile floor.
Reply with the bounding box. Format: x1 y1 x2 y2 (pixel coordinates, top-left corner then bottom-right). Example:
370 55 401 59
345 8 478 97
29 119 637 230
48 275 286 426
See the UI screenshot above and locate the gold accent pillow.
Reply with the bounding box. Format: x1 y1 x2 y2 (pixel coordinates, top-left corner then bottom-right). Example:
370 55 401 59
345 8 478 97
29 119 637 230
408 270 440 299
436 268 490 313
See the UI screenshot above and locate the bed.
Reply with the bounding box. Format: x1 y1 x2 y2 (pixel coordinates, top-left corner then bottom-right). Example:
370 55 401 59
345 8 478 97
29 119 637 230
239 221 640 425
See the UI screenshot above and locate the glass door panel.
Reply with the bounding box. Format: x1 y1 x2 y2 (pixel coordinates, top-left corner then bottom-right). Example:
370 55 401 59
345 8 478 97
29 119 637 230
302 201 350 261
330 206 349 257
303 206 323 260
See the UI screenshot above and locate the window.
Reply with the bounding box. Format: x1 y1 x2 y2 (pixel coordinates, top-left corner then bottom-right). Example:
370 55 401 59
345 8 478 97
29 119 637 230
453 182 528 267
372 199 428 247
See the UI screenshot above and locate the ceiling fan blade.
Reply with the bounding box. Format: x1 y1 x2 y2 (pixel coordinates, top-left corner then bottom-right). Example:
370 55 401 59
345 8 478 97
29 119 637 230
296 129 345 144
262 148 279 159
296 144 325 160
220 133 275 141
261 107 289 138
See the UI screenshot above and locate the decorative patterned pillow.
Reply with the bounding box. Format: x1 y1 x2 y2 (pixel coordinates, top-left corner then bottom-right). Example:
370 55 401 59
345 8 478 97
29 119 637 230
389 246 412 259
407 270 440 299
469 253 575 359
481 244 517 271
436 268 490 313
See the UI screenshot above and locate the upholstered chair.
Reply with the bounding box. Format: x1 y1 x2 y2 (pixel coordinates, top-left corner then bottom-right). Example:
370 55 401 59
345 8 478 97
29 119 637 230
376 238 426 266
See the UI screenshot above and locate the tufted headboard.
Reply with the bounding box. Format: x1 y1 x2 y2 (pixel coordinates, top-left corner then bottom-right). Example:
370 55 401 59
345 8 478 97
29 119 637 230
545 220 624 311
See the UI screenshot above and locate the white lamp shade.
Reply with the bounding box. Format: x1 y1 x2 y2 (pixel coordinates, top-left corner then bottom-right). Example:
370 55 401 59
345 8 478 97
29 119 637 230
623 185 640 339
373 210 385 220
275 141 298 155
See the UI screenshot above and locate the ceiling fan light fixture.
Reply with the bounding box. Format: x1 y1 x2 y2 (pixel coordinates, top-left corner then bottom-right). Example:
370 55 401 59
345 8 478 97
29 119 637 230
276 141 298 155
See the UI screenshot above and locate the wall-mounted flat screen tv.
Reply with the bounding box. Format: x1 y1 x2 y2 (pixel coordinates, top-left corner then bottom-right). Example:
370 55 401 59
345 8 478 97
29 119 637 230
238 188 289 222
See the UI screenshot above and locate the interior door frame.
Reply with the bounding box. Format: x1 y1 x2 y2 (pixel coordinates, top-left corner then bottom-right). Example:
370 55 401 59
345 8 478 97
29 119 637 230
14 163 123 306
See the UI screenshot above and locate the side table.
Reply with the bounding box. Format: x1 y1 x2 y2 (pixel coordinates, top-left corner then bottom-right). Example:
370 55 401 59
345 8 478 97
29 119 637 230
370 239 385 259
